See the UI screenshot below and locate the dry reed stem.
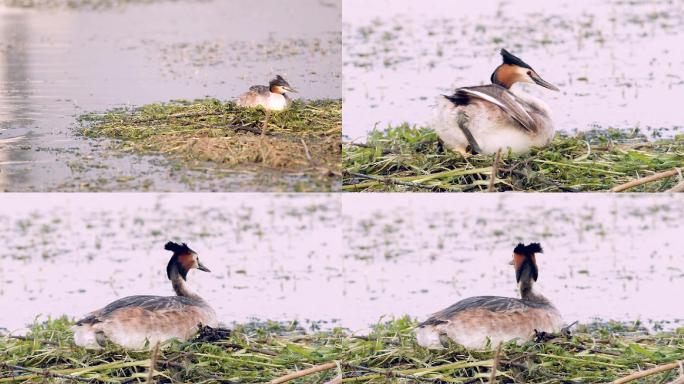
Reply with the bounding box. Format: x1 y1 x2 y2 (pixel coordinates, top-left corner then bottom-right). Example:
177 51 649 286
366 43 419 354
268 362 338 384
488 149 502 192
611 168 681 192
667 179 684 192
146 342 160 384
489 341 503 383
612 361 684 384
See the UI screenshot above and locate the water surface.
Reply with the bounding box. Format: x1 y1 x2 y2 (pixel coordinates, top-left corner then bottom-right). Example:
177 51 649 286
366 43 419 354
0 194 342 331
340 193 684 331
343 0 684 141
1 193 681 333
0 0 341 191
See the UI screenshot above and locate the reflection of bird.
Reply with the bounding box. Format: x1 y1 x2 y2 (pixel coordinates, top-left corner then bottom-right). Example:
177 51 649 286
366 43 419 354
72 242 217 349
414 243 563 349
236 75 298 111
433 49 559 155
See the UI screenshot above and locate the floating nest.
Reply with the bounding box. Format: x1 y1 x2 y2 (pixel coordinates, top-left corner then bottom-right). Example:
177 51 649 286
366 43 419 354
79 98 342 191
1 317 683 383
343 124 684 192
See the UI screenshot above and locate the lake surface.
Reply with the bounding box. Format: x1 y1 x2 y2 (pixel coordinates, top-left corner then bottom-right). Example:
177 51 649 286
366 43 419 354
0 0 341 191
0 194 343 332
343 0 684 141
341 193 684 332
1 193 682 333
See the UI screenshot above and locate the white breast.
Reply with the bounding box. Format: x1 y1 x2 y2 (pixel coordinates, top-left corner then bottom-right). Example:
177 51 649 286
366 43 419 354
266 93 288 111
431 93 555 155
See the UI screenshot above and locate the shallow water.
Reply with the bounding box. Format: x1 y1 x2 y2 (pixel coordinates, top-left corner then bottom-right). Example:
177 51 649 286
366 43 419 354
0 194 343 331
341 194 684 332
0 0 341 191
0 194 682 333
343 0 684 141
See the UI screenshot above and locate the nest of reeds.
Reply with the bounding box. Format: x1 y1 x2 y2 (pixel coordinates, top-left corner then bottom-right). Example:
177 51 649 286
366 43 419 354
79 98 342 189
1 317 683 383
343 125 684 192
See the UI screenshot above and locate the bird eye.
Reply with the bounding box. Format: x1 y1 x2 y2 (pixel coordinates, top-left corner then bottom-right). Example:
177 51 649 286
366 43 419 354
527 71 532 76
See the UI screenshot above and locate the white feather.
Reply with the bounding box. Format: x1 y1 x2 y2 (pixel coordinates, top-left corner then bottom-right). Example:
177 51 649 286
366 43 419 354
431 87 555 155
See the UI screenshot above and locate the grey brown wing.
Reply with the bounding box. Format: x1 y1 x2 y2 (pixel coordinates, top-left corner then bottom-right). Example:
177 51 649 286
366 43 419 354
76 295 196 325
445 85 537 132
418 296 541 327
248 85 270 95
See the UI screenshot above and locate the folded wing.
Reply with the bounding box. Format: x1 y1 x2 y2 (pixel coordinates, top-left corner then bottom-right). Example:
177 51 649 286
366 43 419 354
418 295 545 327
445 85 536 132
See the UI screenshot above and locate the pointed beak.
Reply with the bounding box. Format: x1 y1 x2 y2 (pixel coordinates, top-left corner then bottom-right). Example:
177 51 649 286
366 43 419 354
283 86 298 93
530 71 559 91
197 261 211 273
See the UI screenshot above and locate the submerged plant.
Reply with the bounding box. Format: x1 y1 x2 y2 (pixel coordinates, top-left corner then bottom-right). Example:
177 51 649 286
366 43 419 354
343 125 684 192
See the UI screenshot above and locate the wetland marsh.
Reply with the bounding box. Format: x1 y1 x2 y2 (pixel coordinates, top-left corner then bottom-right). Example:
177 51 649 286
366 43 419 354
343 0 684 139
0 194 680 333
342 0 684 191
0 193 683 383
0 0 341 191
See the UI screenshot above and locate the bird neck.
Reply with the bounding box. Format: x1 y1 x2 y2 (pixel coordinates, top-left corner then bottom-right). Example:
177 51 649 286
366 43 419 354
518 279 551 305
491 64 518 89
510 86 552 117
168 264 201 300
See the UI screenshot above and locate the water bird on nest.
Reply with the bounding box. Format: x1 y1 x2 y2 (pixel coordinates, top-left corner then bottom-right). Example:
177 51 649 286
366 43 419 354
72 242 217 349
236 75 298 111
414 242 563 349
433 49 560 155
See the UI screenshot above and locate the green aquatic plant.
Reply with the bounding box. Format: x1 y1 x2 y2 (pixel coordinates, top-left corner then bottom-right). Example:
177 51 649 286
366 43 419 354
343 124 684 192
79 98 342 191
1 317 683 383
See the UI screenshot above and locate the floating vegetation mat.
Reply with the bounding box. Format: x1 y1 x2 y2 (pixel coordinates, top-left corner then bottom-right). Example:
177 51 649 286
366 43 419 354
343 125 684 192
80 99 341 191
1 317 683 383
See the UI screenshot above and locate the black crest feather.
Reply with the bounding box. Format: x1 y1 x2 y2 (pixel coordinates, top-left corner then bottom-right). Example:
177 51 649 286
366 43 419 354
269 75 290 87
500 49 532 69
164 241 193 280
514 242 543 255
513 242 541 282
165 241 190 254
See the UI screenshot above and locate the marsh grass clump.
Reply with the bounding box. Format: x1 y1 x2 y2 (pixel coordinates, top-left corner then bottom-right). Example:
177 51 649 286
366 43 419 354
1 317 683 383
79 99 341 189
343 124 684 192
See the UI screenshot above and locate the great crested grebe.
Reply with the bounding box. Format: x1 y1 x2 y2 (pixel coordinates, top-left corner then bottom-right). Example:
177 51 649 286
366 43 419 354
236 75 298 111
433 49 560 155
72 242 217 349
414 243 563 349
